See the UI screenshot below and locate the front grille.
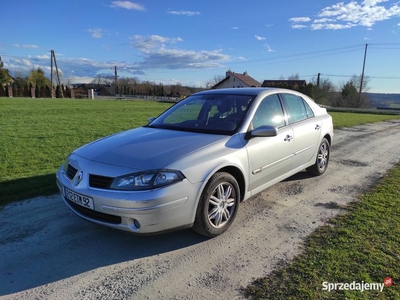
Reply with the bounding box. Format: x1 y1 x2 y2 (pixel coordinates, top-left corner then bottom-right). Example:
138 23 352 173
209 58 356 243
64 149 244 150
66 164 78 180
67 199 122 224
89 174 114 189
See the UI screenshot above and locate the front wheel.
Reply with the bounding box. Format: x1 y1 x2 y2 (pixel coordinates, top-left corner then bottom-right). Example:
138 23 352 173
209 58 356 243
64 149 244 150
307 138 330 176
192 172 240 237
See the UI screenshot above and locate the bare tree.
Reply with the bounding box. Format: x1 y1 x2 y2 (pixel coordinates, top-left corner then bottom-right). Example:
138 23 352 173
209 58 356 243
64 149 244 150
91 75 113 85
118 77 139 85
65 77 75 87
205 74 225 89
287 73 300 80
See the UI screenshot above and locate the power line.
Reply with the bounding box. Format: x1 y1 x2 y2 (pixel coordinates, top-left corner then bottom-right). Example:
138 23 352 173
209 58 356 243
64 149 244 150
227 42 400 68
321 73 400 79
228 44 365 67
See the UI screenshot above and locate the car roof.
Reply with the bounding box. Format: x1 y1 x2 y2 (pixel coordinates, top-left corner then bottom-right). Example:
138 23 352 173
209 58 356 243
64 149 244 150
194 87 293 97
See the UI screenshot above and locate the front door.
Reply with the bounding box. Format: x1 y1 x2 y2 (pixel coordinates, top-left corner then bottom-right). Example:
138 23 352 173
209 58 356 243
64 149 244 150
246 94 294 191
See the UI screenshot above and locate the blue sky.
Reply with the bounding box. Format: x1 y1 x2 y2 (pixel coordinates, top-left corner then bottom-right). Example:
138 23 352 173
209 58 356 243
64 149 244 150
1 0 400 93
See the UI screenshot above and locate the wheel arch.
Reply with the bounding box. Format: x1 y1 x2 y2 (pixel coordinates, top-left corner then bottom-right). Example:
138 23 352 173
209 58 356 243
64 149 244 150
214 166 246 202
323 133 332 146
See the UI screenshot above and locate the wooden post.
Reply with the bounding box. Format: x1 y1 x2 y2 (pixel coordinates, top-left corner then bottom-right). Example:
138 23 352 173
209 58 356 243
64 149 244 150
31 87 36 98
7 86 13 98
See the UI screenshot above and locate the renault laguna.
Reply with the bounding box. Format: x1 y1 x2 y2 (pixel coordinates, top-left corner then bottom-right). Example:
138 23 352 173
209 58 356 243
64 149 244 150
56 88 333 237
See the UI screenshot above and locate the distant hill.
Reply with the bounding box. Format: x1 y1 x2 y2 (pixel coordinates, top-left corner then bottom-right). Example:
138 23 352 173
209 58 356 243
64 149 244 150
367 93 400 109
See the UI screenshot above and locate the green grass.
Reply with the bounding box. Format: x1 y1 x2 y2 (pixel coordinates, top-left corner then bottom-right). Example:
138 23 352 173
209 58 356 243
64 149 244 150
329 112 400 129
0 97 171 205
242 163 400 299
0 97 399 205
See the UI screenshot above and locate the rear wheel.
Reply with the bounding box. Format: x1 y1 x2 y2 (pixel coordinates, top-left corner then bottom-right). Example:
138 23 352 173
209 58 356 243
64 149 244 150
307 138 330 176
193 172 240 237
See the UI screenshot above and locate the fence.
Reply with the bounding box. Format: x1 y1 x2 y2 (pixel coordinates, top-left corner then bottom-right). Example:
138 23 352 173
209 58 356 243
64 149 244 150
0 85 76 98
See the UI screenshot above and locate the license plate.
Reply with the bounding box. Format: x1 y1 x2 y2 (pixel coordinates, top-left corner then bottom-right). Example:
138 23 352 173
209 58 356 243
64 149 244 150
64 187 94 210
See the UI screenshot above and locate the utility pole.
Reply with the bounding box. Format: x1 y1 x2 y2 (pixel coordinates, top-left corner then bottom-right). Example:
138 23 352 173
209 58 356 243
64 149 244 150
50 50 64 98
359 44 368 104
50 54 53 93
317 73 321 87
114 66 118 96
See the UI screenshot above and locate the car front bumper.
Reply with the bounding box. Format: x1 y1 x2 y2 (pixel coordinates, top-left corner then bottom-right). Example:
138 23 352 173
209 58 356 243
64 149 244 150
56 166 203 234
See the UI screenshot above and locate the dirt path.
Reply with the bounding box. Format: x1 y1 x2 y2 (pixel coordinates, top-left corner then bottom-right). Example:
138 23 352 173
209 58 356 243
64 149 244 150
1 120 400 300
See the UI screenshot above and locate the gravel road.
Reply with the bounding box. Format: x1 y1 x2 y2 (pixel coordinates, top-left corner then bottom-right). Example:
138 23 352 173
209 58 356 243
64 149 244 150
1 119 400 300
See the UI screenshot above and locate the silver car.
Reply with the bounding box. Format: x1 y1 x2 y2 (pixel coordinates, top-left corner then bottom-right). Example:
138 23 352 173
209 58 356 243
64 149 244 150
56 88 333 237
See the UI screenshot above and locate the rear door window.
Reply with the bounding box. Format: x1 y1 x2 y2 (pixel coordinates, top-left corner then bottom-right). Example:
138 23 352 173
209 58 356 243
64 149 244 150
280 94 313 124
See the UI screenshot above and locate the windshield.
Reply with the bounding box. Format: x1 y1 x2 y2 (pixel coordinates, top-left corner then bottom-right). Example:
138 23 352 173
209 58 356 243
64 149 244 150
148 94 255 134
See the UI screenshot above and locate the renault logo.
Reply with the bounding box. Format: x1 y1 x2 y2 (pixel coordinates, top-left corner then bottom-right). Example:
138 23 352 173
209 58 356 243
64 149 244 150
74 171 84 186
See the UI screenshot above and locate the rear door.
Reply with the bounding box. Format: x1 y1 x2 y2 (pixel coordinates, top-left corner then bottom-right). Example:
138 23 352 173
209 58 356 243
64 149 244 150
280 93 321 168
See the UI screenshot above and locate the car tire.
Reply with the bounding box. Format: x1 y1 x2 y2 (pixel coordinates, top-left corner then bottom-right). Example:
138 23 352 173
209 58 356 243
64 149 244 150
193 172 240 237
306 138 330 176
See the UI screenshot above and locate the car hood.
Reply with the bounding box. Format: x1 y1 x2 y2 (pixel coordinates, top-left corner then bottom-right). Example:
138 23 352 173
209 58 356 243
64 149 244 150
74 127 229 170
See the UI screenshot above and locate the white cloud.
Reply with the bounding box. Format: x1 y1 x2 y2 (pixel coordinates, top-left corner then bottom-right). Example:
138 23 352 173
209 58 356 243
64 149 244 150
292 24 308 29
21 59 32 67
137 48 230 69
129 35 231 70
110 1 145 11
318 0 400 28
231 27 239 30
264 44 275 52
65 76 94 84
12 44 39 49
3 53 145 83
289 17 311 22
314 18 334 23
291 0 400 30
87 28 104 38
311 23 356 30
167 10 200 16
130 35 183 52
4 32 233 83
255 35 265 41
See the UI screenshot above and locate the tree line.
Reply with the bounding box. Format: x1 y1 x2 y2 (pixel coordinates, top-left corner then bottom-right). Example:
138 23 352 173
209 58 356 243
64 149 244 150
0 58 69 98
0 55 371 108
205 73 371 108
91 75 202 98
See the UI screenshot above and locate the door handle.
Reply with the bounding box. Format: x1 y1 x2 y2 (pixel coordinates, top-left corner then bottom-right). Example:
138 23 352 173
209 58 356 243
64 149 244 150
315 124 321 130
284 135 293 142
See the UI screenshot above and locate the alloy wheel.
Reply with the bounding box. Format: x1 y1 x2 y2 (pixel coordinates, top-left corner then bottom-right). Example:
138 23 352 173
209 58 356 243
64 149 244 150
207 182 236 228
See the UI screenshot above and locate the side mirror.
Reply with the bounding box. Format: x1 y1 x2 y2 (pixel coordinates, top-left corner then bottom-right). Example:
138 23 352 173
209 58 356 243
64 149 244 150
148 117 155 124
247 125 278 139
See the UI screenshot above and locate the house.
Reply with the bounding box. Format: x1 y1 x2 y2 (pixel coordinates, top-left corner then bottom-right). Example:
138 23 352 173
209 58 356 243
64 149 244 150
211 70 261 89
96 86 115 96
261 80 307 89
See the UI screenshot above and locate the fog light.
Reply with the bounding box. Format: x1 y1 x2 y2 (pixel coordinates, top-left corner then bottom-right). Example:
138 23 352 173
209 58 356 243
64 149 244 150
133 219 141 229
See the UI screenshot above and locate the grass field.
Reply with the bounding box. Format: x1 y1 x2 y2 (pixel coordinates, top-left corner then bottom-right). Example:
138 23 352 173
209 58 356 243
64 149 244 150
329 112 400 129
0 97 171 204
243 163 400 299
1 97 400 205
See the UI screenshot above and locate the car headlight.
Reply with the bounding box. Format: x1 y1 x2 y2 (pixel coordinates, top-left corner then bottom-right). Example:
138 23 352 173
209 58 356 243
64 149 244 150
63 156 70 172
110 170 185 191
